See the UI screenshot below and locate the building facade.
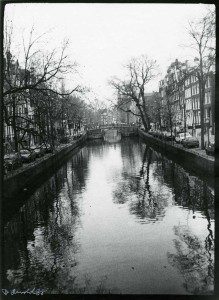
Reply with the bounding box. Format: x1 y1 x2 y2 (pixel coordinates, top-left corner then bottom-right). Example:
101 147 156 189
159 59 215 143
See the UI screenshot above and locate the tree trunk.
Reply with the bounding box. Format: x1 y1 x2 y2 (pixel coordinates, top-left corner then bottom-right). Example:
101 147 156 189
158 109 162 130
137 104 148 131
183 103 187 138
167 96 173 137
199 79 205 149
127 111 130 125
49 113 55 150
211 75 215 135
199 52 206 150
12 95 19 152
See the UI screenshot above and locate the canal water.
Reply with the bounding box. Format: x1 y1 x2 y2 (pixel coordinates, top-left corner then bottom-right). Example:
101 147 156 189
3 138 214 294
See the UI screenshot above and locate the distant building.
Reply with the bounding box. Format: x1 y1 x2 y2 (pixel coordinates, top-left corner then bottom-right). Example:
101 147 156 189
117 94 141 125
3 52 37 152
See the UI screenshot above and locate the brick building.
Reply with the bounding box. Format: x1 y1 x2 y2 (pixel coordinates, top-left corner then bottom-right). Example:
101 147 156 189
159 59 215 143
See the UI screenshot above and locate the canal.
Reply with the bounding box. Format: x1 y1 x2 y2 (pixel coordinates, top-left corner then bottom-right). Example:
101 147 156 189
3 138 214 294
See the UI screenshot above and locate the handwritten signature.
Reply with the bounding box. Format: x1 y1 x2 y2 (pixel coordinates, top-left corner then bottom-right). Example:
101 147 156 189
2 288 44 296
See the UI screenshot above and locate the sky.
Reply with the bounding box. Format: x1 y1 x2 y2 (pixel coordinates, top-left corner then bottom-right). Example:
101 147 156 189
4 3 212 105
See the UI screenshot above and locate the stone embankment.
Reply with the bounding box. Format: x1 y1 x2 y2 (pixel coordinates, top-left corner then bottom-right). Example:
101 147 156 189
138 129 214 178
3 129 214 201
3 133 87 198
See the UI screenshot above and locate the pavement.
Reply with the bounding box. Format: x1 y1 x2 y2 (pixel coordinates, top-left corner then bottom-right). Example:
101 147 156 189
163 140 215 161
174 141 214 161
190 147 214 161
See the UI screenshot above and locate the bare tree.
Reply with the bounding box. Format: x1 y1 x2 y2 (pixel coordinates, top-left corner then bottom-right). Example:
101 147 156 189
109 55 158 132
3 24 81 97
186 8 215 149
3 22 86 152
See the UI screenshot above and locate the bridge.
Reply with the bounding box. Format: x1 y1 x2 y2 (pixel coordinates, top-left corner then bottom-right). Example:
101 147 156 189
86 124 138 140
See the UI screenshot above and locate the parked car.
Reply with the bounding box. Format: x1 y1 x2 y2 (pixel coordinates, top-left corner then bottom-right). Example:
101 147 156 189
19 149 36 163
182 136 199 148
148 130 156 136
30 145 45 158
41 143 53 153
4 152 22 172
152 131 162 139
175 132 192 143
162 131 175 141
205 142 214 156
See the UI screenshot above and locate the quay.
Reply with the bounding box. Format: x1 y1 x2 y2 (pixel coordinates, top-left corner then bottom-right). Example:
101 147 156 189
138 129 214 178
3 128 214 201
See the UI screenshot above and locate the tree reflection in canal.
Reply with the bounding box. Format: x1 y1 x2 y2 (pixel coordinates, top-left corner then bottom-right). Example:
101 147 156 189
3 148 90 293
167 182 214 295
167 222 214 294
112 140 214 294
3 139 214 294
113 144 173 222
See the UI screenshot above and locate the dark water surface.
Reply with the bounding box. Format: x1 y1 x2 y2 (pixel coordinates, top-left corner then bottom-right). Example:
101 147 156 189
3 138 214 294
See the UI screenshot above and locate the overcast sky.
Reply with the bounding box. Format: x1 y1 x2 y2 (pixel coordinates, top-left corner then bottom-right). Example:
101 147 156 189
5 3 212 104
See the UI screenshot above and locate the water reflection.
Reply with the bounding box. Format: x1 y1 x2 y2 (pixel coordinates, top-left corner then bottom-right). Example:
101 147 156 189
113 145 168 222
3 139 214 294
3 149 89 293
113 141 214 224
104 129 121 143
167 223 214 294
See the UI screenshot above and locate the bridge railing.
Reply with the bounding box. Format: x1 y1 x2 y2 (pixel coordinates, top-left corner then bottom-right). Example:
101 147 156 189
86 123 138 130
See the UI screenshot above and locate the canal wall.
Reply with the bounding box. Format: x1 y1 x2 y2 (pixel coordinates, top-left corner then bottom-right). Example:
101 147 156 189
119 126 138 137
3 128 214 204
3 134 87 199
138 129 214 177
87 129 103 140
3 127 136 200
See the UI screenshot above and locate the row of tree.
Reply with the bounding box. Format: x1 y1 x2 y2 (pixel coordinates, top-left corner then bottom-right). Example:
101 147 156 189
110 7 215 149
3 23 105 153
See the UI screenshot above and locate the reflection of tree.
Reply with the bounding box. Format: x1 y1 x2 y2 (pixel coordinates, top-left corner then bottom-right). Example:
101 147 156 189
129 146 154 220
167 225 214 294
202 182 214 286
120 138 141 174
127 146 214 294
113 145 167 222
3 147 91 293
150 149 214 216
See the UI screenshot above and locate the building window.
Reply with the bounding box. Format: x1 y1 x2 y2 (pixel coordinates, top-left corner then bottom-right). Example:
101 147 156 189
193 98 196 110
185 88 191 99
185 78 190 86
205 91 211 104
205 77 211 89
